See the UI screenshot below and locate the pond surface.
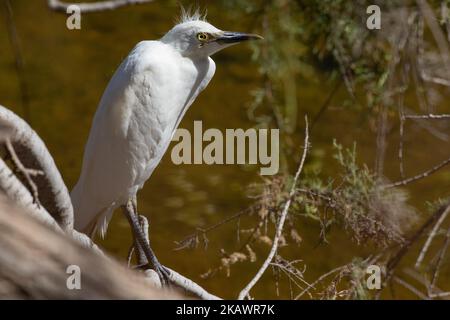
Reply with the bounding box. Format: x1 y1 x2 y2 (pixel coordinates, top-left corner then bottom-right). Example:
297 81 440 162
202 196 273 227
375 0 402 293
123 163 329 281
0 0 449 299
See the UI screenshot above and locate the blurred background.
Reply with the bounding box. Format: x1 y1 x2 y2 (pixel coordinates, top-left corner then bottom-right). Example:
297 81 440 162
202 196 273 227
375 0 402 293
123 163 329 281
1 0 449 299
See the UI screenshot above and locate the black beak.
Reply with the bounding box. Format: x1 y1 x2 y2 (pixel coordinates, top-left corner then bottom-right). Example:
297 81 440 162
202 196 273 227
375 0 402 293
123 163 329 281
216 32 263 44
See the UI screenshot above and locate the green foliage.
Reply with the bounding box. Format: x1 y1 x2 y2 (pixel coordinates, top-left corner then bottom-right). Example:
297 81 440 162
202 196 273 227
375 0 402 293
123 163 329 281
218 0 432 247
220 0 417 176
295 142 415 247
211 0 448 298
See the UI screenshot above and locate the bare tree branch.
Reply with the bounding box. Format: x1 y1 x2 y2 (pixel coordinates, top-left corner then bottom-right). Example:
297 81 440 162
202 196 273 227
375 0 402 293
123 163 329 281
0 144 102 255
0 104 220 300
0 196 182 299
237 116 309 300
417 0 450 73
0 156 59 230
384 156 450 188
0 145 219 299
376 202 450 299
0 105 73 230
47 0 155 13
404 114 450 120
402 267 450 300
415 205 450 269
429 226 450 290
295 264 347 300
167 267 221 300
403 107 449 141
421 72 450 87
5 139 43 207
393 276 430 300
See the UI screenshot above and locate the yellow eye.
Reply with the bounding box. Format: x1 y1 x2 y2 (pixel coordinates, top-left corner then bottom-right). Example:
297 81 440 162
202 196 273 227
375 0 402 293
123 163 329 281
197 32 209 42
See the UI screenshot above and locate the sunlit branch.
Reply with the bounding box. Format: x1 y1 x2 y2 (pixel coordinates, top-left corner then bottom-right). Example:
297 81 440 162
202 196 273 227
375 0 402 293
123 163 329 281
47 0 154 13
384 156 450 188
238 116 309 300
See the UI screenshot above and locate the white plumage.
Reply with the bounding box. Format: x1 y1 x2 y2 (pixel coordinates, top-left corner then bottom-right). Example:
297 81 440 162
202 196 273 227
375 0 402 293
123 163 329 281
71 14 261 238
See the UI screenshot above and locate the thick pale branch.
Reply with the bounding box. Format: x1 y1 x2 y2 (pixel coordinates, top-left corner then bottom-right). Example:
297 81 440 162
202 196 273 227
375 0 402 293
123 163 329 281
0 157 59 231
0 105 217 299
166 267 221 300
0 151 216 298
0 152 101 255
0 105 73 230
47 0 155 13
0 196 181 299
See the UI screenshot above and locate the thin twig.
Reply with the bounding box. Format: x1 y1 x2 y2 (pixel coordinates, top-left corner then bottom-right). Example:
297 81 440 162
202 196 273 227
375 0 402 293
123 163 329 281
0 105 74 230
384 156 450 188
393 276 430 300
398 98 406 179
376 202 450 299
270 257 309 291
5 139 43 208
417 0 450 73
415 205 450 269
403 107 448 141
429 227 450 289
402 267 450 300
295 265 347 299
428 291 450 299
175 206 258 251
404 114 450 119
421 72 450 87
237 116 309 300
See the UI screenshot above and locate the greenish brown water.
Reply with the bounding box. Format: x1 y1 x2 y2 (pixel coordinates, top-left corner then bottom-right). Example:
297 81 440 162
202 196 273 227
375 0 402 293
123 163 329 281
1 1 449 299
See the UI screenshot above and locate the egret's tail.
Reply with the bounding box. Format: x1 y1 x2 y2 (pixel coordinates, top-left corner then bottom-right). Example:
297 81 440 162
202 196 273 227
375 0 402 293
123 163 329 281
71 182 114 238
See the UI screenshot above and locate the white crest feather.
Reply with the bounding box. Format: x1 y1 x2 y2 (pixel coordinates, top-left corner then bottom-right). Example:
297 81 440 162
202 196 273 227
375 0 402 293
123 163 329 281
178 6 207 24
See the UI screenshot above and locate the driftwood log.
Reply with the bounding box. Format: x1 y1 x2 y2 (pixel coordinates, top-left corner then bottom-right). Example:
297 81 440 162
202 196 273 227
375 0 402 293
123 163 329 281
0 196 181 299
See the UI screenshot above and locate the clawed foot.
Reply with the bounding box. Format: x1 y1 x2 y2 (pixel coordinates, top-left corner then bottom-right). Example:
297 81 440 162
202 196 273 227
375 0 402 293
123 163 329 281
135 260 171 287
152 261 171 287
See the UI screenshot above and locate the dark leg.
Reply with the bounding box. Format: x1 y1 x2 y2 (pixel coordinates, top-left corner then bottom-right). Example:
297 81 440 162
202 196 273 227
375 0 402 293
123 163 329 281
121 199 170 286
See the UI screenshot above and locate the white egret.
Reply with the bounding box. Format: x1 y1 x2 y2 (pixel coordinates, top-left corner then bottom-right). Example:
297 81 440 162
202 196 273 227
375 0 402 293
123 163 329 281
70 11 262 284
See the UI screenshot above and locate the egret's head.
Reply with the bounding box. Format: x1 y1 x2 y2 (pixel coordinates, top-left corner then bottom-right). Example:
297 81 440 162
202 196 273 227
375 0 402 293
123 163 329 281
161 12 262 58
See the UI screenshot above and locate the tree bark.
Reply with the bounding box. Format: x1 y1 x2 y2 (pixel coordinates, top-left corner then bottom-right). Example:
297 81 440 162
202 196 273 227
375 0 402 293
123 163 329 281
0 196 181 299
0 106 73 231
